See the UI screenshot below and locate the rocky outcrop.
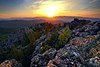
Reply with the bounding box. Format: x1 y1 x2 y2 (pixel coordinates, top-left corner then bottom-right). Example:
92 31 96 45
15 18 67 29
70 35 98 46
1 28 24 48
69 18 91 30
1 27 34 48
47 40 100 67
89 56 100 66
71 21 100 38
30 19 100 67
47 45 86 67
0 59 23 67
0 19 100 67
31 34 51 58
30 48 57 67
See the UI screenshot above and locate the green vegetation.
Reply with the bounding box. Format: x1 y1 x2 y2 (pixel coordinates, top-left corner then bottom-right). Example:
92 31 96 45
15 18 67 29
27 30 41 44
27 31 35 44
22 34 30 46
0 19 100 67
0 23 71 66
40 32 58 53
40 27 71 53
10 45 23 60
0 34 8 42
55 27 71 49
32 26 41 31
41 44 51 53
57 27 70 49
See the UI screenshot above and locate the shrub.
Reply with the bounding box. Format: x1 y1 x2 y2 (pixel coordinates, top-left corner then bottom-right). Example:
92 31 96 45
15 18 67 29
55 27 71 49
27 31 35 44
22 34 30 46
10 45 23 60
41 44 51 53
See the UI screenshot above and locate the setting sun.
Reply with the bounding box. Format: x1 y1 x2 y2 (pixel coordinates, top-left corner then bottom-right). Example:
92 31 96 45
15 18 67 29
33 1 71 18
35 1 61 18
44 5 59 17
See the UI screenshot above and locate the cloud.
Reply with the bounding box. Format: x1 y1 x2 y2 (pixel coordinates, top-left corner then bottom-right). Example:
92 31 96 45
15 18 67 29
0 0 99 18
0 0 26 12
90 0 97 3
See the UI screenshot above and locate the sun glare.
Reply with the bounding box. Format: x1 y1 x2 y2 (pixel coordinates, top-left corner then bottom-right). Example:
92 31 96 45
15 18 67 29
34 1 67 17
36 4 59 18
44 5 59 17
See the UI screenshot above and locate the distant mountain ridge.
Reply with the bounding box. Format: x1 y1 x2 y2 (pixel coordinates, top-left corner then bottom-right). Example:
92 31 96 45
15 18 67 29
0 16 99 22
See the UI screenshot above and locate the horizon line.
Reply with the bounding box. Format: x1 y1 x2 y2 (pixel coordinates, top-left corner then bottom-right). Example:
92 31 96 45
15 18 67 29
0 16 100 19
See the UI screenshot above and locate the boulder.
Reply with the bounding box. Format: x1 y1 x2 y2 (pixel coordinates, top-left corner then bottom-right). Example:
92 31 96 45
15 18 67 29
46 45 86 67
70 37 87 46
89 56 100 66
30 48 57 67
69 18 90 30
0 59 23 67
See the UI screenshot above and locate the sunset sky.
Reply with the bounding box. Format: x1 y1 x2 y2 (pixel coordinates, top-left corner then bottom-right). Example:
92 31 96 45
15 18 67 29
0 0 100 18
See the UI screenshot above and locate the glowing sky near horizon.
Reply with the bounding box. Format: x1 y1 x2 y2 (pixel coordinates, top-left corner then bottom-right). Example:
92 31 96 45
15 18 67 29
0 0 100 18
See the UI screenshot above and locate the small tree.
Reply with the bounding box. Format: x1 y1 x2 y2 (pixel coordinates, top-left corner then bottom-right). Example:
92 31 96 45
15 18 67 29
10 45 23 60
22 34 30 46
56 27 71 49
27 31 35 44
41 44 51 53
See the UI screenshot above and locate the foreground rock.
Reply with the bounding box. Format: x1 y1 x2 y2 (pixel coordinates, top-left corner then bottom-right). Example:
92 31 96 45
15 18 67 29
47 45 86 67
30 48 57 67
47 44 100 67
0 59 23 67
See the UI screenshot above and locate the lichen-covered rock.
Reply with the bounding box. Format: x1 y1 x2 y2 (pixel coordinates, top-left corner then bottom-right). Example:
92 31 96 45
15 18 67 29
89 56 100 66
0 19 100 67
47 45 86 67
0 59 23 67
30 48 57 67
47 33 100 67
